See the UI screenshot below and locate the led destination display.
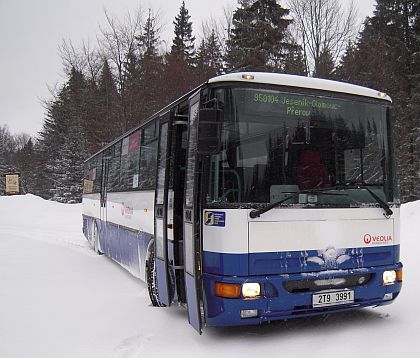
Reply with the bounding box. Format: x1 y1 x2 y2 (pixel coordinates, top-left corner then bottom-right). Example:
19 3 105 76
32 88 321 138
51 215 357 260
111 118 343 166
246 89 342 118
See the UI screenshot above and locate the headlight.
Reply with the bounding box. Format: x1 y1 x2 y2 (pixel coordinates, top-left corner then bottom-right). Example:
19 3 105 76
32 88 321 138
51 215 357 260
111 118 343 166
242 283 261 298
383 270 397 285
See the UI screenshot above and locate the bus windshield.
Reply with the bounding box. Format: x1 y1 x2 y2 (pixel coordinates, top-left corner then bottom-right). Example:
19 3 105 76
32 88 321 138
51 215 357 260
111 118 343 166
205 87 396 207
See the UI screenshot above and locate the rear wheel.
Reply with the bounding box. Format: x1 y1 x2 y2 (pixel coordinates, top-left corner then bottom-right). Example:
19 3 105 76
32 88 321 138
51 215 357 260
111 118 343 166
146 243 165 307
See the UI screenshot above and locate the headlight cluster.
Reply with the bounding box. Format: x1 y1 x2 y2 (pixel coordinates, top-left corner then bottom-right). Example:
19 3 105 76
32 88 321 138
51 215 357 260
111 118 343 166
215 282 261 298
383 269 403 285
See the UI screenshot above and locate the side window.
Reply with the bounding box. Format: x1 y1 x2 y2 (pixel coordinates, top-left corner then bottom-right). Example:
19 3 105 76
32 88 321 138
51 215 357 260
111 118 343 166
139 121 158 190
92 154 102 193
107 141 122 192
83 160 93 194
83 154 102 194
120 130 141 191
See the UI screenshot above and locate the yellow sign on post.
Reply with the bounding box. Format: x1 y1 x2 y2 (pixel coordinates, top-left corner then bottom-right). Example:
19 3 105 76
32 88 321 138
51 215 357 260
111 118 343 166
5 174 20 195
83 179 94 194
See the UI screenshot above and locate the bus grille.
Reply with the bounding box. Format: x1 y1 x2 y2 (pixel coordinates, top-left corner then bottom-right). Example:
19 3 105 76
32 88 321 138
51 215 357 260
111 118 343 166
283 274 373 293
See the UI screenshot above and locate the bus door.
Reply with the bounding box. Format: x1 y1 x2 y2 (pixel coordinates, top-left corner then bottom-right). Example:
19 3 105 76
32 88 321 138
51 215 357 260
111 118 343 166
154 112 172 306
183 93 204 334
100 157 109 222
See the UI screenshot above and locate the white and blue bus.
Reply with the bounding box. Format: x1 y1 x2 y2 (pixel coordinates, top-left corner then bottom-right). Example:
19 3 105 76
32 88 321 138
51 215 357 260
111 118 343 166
82 72 402 333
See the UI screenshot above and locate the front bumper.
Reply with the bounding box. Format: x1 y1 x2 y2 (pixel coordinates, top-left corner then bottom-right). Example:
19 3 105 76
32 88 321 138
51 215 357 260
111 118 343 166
203 263 403 327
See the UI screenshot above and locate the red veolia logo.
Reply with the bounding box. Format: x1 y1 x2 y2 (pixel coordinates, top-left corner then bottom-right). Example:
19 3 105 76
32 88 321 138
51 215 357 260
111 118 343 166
363 233 393 245
363 234 372 244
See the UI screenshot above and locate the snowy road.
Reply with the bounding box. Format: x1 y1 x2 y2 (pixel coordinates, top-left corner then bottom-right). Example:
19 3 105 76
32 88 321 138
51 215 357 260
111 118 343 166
1 195 419 357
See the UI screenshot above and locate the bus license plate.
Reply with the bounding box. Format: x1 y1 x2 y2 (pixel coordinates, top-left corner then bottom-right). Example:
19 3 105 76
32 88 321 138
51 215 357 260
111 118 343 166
312 290 354 308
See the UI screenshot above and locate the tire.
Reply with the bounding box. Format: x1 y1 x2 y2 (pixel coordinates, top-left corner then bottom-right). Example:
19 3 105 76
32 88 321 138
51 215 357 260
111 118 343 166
91 221 102 255
146 243 166 307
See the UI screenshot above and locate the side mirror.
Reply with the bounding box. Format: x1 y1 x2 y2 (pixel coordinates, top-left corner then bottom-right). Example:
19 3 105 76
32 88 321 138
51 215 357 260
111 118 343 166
197 108 222 155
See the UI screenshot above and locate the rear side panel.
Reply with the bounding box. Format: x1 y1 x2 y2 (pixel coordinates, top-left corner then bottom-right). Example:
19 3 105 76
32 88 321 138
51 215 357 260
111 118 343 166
82 191 155 281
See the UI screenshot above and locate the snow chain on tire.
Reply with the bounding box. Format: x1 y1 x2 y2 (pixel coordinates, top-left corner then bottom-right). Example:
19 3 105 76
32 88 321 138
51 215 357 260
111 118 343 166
146 245 166 307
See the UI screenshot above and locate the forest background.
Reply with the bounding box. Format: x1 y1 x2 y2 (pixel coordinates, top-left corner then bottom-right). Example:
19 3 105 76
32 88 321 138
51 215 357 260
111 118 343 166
0 0 418 203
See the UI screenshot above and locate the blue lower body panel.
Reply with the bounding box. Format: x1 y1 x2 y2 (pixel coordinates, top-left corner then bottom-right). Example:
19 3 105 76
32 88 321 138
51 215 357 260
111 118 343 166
82 215 153 280
203 246 400 276
203 263 403 327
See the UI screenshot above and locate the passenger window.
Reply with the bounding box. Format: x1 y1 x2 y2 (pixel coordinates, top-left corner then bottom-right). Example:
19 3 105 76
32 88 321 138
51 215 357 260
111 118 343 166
139 121 158 190
143 120 157 142
120 130 141 190
107 141 121 192
84 153 102 193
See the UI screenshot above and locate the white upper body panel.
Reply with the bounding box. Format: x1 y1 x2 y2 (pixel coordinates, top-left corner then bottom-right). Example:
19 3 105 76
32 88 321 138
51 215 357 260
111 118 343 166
203 207 400 254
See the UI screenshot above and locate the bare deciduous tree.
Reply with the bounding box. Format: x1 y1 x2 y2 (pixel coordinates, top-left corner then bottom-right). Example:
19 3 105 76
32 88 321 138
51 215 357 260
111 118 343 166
98 8 144 93
59 39 102 83
287 0 359 76
0 125 31 157
13 133 31 151
59 39 86 75
98 8 144 130
81 41 102 83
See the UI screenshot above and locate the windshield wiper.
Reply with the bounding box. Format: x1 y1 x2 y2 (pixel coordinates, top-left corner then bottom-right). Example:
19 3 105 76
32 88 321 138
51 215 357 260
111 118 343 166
334 184 393 217
249 189 347 219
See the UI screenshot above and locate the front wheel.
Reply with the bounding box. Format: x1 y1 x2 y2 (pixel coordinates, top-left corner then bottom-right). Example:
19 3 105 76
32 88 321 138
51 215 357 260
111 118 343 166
146 243 165 307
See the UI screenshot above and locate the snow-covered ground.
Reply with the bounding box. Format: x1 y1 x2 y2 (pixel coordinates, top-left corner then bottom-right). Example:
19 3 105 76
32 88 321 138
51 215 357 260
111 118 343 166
0 194 419 357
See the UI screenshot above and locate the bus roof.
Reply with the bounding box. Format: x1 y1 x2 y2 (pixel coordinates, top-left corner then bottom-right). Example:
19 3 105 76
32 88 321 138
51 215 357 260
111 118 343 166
208 72 392 102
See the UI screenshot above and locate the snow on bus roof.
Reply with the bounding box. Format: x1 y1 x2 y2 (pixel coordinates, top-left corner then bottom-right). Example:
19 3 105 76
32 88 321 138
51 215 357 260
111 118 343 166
208 72 392 102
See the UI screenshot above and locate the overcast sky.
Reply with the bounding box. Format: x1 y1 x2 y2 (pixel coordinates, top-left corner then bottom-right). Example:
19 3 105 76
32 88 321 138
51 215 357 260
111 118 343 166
0 0 376 137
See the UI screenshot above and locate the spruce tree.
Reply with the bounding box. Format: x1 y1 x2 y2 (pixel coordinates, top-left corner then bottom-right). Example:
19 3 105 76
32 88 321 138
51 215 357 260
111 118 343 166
137 9 164 120
12 138 41 195
38 67 90 202
139 9 160 61
49 121 86 203
406 1 420 200
196 29 224 81
283 44 307 76
163 2 200 104
336 0 420 201
367 0 419 202
96 59 121 146
122 50 141 131
171 1 196 66
313 49 335 79
225 0 293 72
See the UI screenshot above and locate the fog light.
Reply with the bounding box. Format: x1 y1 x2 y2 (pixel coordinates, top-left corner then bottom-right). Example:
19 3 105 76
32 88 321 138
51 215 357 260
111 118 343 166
383 293 393 300
240 309 258 318
242 283 261 298
383 270 397 285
